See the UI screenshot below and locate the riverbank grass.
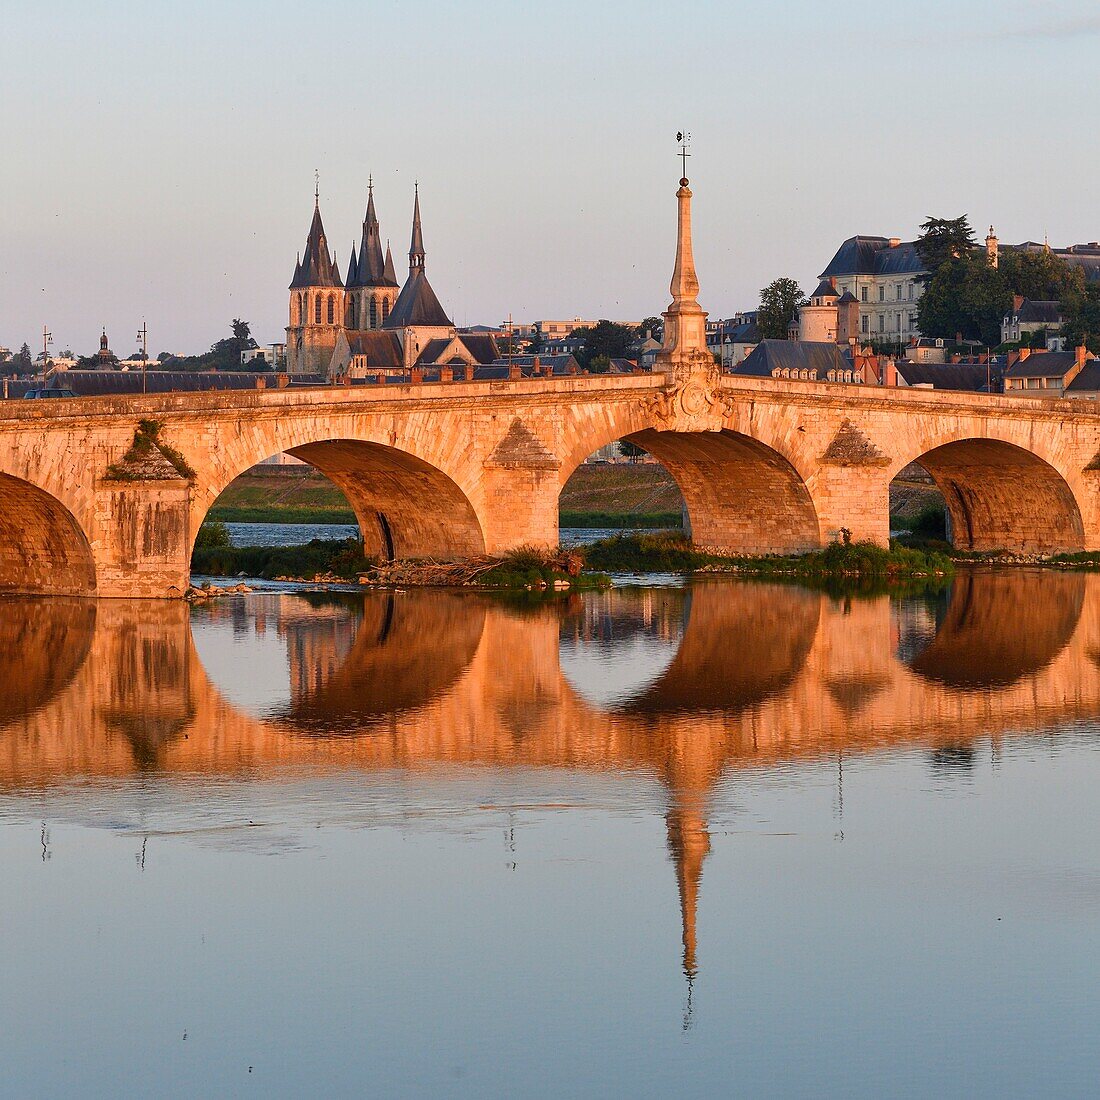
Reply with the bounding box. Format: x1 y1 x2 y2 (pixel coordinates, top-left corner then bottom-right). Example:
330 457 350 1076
582 532 954 579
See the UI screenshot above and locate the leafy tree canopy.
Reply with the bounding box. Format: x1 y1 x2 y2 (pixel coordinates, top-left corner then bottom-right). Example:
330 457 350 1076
916 215 976 273
578 321 637 368
916 253 1010 345
638 316 664 340
1061 284 1100 353
999 250 1086 314
617 439 647 462
757 277 806 340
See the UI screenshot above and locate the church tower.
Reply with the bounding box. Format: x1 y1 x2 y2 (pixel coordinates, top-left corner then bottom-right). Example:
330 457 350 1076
345 179 399 330
286 189 345 375
384 185 455 366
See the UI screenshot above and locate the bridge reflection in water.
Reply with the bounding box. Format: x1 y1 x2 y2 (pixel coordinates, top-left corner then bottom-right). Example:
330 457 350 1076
1 571 1099 991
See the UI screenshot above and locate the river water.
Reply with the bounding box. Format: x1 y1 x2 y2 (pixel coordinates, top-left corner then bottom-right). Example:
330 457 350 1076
2 571 1099 1097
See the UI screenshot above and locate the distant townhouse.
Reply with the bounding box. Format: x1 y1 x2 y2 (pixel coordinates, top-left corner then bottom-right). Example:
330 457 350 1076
707 312 759 368
1003 346 1097 396
1001 297 1063 345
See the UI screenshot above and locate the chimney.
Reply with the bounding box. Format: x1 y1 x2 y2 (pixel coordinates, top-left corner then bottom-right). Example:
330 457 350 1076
889 237 901 247
1013 294 1024 313
884 357 897 387
1018 347 1031 362
950 354 961 364
508 362 522 380
410 367 423 385
829 276 837 290
439 365 453 383
276 373 290 389
255 376 266 390
533 355 541 375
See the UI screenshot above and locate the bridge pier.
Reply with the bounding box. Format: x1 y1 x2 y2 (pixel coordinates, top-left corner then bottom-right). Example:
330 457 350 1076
93 481 192 598
809 465 892 548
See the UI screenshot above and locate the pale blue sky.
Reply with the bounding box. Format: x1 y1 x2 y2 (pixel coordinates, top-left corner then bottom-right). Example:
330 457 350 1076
2 0 1098 355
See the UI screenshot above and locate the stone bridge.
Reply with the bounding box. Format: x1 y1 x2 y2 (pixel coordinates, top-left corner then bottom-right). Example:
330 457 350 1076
5 173 1100 597
4 370 1100 597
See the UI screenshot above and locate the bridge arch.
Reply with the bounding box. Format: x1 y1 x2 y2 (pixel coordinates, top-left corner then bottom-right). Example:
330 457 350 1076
191 430 486 562
0 471 97 595
561 417 820 555
897 436 1085 554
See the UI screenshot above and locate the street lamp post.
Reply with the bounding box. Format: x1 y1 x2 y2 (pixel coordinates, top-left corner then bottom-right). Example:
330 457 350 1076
41 325 52 385
136 321 148 394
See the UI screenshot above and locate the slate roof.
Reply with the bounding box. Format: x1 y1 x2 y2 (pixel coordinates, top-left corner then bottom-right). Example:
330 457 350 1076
290 203 342 288
482 354 581 378
1065 360 1100 392
895 362 999 392
347 186 391 288
384 269 452 328
346 331 403 367
457 334 499 364
819 236 925 279
732 340 846 379
1010 299 1062 324
9 371 280 398
1003 351 1078 379
811 278 839 299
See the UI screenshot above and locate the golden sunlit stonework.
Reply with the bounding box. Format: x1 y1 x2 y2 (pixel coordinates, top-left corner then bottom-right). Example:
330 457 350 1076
2 176 1100 596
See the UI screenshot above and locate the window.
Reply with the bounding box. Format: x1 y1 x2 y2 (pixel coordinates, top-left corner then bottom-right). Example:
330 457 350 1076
370 298 378 328
861 315 869 334
860 286 868 303
327 295 335 324
314 295 322 324
878 315 885 333
879 286 885 302
382 299 390 322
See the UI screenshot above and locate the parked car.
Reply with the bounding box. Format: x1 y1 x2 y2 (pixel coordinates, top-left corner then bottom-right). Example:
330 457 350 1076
23 389 77 399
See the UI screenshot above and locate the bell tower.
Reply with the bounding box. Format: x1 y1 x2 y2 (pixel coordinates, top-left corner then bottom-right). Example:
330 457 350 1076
345 177 399 330
286 182 345 375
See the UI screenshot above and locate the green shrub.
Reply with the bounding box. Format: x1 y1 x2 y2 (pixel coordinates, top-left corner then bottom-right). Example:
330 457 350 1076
194 520 231 550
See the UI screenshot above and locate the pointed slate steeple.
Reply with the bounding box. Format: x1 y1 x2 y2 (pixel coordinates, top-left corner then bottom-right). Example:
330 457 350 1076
409 183 425 275
349 177 389 288
384 188 451 329
345 243 359 289
383 242 398 287
289 196 340 289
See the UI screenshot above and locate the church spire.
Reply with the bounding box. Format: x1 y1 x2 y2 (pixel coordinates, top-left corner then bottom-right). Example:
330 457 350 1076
383 241 398 286
409 183 425 274
350 175 387 287
290 190 340 289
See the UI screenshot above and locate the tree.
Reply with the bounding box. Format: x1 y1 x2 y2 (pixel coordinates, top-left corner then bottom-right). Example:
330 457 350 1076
578 320 637 368
231 319 252 343
527 327 545 354
1062 284 1100 353
756 278 806 340
588 354 612 374
617 440 647 462
915 215 976 274
13 343 33 373
917 253 1009 345
638 316 663 341
999 249 1085 314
